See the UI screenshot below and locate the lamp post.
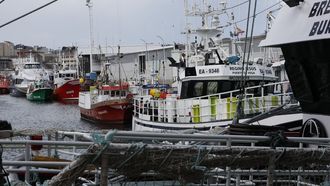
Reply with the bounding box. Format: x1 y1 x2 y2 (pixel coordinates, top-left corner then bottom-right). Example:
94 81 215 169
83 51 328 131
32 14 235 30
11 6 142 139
140 39 152 84
157 35 166 85
86 0 94 73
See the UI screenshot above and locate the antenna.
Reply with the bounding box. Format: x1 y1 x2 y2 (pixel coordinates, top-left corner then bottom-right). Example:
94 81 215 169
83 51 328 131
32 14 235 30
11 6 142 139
86 0 94 73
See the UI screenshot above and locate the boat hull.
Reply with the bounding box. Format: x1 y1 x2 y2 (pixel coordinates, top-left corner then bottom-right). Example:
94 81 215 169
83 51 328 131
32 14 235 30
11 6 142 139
132 113 303 132
9 86 26 97
53 79 80 102
80 102 133 125
0 79 10 94
0 87 9 94
27 88 53 101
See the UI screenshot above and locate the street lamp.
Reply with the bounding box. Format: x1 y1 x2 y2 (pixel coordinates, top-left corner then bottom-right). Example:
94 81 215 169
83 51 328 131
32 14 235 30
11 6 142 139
157 35 166 85
86 0 94 73
140 39 153 84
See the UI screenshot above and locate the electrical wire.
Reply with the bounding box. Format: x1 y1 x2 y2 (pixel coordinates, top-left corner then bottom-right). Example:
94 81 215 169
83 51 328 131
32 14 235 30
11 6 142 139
0 0 59 29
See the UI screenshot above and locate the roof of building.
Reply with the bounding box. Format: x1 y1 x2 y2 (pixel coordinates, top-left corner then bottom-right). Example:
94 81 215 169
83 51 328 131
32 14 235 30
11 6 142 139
78 44 174 56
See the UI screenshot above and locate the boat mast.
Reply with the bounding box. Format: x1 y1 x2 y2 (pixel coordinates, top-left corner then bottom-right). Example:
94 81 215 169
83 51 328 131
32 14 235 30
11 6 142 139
86 0 94 73
118 45 121 99
75 47 80 78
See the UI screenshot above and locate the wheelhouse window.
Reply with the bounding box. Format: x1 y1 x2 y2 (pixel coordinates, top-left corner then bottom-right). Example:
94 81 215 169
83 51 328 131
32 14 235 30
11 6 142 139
192 82 203 97
207 81 218 95
180 80 270 99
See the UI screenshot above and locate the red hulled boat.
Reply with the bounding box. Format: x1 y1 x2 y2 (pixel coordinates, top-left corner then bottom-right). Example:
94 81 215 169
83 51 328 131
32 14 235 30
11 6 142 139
53 69 80 103
0 75 10 94
79 83 133 125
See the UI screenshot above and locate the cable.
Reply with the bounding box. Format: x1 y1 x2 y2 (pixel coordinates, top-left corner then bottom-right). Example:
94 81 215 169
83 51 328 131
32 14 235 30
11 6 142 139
0 0 59 29
220 1 282 29
225 0 249 10
0 0 5 4
243 0 258 88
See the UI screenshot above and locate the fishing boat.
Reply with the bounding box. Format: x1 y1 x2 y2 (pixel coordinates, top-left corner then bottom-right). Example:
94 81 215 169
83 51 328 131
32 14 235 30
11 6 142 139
26 79 53 101
0 75 10 94
53 69 80 103
79 83 133 125
132 0 302 132
79 46 133 125
260 0 330 138
10 57 50 97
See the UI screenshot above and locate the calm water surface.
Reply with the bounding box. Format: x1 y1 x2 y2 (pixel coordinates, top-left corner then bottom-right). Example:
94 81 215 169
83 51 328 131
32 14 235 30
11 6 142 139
0 94 129 131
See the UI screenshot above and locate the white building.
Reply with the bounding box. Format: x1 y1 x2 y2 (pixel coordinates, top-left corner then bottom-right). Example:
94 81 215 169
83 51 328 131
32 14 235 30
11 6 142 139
78 44 176 84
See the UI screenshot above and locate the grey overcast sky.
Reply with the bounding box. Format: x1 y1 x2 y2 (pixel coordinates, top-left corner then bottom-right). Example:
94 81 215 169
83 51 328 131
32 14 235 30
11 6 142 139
0 0 279 49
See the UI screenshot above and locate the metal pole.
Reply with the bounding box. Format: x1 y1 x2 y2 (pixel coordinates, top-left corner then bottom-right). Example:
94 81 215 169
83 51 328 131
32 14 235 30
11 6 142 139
25 143 31 183
118 46 121 99
157 35 166 85
86 0 94 73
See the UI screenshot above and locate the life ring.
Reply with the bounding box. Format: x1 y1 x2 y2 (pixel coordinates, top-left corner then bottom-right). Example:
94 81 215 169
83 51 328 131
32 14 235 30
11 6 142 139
121 105 127 110
301 118 327 138
126 93 133 99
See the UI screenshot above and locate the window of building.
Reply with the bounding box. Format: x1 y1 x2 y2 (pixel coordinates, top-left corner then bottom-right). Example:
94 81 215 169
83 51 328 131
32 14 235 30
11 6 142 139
139 55 146 74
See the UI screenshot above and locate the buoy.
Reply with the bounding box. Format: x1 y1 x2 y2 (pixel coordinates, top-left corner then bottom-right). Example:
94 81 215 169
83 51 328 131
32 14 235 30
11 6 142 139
79 77 84 84
160 91 167 99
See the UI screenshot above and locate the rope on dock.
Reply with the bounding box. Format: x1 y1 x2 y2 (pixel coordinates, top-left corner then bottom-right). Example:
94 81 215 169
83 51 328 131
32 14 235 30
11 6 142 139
46 130 117 186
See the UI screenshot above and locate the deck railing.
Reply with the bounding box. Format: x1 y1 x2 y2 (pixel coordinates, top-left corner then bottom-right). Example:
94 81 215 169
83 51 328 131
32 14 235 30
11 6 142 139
133 81 298 124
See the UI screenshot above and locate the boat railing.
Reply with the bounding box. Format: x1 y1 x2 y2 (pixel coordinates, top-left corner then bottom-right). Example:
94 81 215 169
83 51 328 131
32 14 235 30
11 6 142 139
133 81 298 124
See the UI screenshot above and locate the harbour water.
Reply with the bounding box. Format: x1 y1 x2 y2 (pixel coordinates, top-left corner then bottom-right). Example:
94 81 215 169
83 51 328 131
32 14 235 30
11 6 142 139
0 94 131 132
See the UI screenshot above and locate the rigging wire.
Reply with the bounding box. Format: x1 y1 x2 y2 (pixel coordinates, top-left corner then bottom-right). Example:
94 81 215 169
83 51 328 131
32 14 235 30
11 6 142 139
0 0 5 4
220 1 282 29
232 0 252 125
239 0 252 94
0 0 59 29
225 0 249 10
243 0 259 88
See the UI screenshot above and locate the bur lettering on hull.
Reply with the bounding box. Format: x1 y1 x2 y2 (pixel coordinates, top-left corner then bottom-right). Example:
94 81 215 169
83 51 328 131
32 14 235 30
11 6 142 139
309 0 330 36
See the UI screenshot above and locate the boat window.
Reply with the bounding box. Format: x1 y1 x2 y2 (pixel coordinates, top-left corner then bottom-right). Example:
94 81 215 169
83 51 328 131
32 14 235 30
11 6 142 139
192 82 203 97
111 91 115 97
104 91 109 95
116 91 120 97
121 91 126 97
180 81 189 98
220 81 233 93
207 81 218 95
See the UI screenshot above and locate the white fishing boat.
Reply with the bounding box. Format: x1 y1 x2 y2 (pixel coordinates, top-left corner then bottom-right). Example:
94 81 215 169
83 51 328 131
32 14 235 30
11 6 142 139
10 58 50 97
132 0 302 132
260 0 330 138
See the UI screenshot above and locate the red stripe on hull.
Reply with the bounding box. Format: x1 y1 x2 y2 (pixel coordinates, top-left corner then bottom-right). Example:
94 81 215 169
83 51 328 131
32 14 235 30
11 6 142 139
80 103 132 125
53 79 80 102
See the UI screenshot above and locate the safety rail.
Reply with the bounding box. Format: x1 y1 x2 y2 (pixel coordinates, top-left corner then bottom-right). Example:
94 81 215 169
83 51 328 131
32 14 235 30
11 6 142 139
133 81 298 124
2 130 330 185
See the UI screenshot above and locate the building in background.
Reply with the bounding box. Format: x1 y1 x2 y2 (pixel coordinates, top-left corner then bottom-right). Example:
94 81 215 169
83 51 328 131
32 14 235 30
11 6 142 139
0 41 15 57
59 46 79 70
